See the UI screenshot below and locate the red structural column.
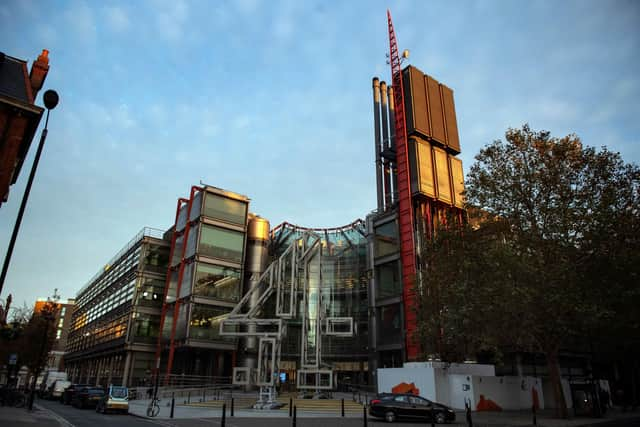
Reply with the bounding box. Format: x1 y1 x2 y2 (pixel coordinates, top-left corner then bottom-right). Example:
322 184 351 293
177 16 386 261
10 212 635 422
387 10 419 360
154 197 188 382
165 186 202 381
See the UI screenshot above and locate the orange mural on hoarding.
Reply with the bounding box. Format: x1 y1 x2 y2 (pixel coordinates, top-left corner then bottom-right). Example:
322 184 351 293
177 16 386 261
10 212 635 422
476 394 502 411
392 382 420 395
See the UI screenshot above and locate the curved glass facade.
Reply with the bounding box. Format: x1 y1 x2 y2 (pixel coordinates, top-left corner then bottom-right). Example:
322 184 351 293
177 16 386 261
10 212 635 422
270 221 369 384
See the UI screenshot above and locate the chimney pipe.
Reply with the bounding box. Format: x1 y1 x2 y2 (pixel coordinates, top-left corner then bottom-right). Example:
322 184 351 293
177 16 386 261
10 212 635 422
380 81 392 209
373 78 384 212
29 49 50 102
388 85 398 204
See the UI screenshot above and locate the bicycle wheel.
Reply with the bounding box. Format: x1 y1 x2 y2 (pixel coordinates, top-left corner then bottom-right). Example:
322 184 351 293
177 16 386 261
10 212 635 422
147 403 160 417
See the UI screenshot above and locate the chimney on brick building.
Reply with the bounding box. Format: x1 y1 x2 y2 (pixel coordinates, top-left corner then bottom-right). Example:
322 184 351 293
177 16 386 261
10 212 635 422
29 49 50 101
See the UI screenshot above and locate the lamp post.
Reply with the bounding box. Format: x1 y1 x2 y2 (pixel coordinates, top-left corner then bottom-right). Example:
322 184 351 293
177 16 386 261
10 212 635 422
0 90 59 297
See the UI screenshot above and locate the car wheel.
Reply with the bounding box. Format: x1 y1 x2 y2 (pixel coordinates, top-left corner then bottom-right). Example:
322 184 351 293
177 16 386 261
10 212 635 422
385 411 396 422
435 412 446 424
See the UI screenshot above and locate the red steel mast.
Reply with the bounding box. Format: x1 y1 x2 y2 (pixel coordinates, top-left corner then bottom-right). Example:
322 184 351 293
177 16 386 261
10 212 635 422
387 10 419 360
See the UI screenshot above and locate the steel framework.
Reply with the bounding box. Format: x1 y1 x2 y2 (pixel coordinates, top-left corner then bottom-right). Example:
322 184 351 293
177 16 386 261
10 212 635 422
387 9 419 360
220 222 363 407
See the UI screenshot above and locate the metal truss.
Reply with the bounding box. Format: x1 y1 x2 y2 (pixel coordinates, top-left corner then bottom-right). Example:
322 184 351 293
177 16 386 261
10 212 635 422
220 226 356 405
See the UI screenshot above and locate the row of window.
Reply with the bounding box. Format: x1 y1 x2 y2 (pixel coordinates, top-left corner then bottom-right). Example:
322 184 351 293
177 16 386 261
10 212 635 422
75 246 141 309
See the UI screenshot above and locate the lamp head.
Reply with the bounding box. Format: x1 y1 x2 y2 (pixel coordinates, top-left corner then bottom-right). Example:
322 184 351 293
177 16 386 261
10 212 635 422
43 89 59 110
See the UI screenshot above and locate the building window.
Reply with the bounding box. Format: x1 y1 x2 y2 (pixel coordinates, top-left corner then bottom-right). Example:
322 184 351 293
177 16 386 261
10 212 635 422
376 260 402 299
199 224 244 263
374 220 399 258
193 263 241 301
144 245 169 272
378 304 402 346
132 312 160 344
203 192 247 225
189 305 229 341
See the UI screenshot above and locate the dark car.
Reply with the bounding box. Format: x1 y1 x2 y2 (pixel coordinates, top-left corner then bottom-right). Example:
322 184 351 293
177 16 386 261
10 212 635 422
71 387 105 409
369 393 456 423
61 384 90 405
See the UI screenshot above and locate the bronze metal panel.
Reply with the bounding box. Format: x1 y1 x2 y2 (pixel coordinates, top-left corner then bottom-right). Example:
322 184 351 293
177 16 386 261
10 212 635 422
426 75 446 144
408 138 419 195
410 66 429 137
449 156 465 208
441 84 461 154
433 147 452 204
403 66 430 139
402 68 415 137
417 139 436 198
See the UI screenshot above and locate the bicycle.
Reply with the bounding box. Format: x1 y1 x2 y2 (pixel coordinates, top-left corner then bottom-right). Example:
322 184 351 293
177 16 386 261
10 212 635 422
146 397 160 417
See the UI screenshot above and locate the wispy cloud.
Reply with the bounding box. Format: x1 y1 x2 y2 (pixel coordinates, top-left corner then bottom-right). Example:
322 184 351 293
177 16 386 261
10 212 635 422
104 6 130 33
64 0 97 43
153 0 190 42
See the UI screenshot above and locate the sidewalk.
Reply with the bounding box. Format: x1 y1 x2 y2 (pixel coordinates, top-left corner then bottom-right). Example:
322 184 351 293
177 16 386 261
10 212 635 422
128 398 640 426
0 404 68 427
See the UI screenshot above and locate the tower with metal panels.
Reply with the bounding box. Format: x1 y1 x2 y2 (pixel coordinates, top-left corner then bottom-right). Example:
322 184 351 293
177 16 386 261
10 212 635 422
368 11 466 369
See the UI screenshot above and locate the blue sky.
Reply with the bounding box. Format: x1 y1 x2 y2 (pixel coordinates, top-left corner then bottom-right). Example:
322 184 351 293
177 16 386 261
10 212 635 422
1 0 638 309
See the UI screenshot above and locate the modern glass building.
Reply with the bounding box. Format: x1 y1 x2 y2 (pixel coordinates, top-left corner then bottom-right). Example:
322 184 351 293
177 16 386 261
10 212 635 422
270 221 369 389
158 185 250 381
64 227 170 387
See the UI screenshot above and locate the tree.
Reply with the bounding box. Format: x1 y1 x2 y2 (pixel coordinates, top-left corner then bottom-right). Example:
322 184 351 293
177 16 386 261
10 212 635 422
417 125 640 417
0 293 58 402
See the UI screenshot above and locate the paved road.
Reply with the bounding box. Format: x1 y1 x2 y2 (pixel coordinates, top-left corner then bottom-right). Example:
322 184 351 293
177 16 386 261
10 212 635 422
36 398 169 427
35 397 640 427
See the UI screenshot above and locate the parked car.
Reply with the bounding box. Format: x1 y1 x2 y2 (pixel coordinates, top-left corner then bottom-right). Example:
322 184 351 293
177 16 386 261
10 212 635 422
71 387 105 409
369 393 456 423
61 384 90 405
96 385 128 414
47 380 71 400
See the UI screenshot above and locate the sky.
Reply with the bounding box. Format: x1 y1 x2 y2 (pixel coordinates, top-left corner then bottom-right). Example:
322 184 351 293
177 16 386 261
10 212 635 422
1 0 638 310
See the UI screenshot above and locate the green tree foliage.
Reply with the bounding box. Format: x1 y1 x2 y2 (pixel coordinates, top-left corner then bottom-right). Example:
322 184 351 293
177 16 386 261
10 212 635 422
416 125 640 417
0 295 58 383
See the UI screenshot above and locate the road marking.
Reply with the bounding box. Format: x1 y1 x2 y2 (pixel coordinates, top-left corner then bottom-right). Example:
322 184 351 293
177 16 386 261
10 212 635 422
34 403 77 427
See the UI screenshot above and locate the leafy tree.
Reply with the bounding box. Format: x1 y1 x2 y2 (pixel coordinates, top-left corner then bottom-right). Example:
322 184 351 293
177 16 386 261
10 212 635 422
0 294 58 394
416 125 640 417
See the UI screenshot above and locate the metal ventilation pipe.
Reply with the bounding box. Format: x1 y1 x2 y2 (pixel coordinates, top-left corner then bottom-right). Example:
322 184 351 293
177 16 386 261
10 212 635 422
388 85 398 204
242 214 270 385
380 81 392 209
373 78 384 211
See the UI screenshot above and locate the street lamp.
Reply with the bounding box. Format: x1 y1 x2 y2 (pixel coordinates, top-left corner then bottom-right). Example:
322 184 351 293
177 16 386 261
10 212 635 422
0 90 59 296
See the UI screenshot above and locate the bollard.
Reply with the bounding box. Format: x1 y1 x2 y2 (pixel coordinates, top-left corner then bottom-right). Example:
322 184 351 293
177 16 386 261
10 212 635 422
170 393 175 418
363 404 368 427
289 398 293 417
222 402 226 427
293 405 297 427
231 397 234 417
341 398 345 417
532 404 537 426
